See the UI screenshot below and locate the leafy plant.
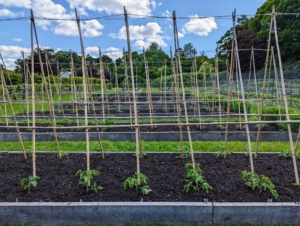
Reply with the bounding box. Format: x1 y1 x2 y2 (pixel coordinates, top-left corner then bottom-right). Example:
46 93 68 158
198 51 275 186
184 163 212 193
75 169 103 193
123 172 152 195
255 123 269 130
216 124 226 130
241 170 278 199
175 145 190 159
279 150 291 158
57 151 69 158
20 175 40 194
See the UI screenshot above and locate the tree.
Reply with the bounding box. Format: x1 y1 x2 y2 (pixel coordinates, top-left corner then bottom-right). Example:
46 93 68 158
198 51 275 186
248 0 300 64
183 43 197 59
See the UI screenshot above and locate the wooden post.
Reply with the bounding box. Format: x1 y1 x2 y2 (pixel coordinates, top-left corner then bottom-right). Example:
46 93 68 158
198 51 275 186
124 6 141 183
215 48 222 126
70 51 80 126
75 7 91 185
123 48 133 126
272 5 299 184
99 48 106 122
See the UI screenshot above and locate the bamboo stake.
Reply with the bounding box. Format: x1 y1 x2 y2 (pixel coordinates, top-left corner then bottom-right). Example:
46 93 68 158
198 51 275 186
75 7 90 185
224 40 235 158
215 48 222 126
22 51 30 127
123 48 133 126
255 11 274 158
0 58 27 159
31 11 61 158
164 60 167 112
232 9 254 172
114 64 121 113
30 10 36 177
0 54 25 118
194 51 202 130
272 5 299 184
70 51 80 126
170 47 184 158
124 6 141 183
143 48 154 129
271 47 282 121
99 48 106 123
235 59 242 129
1 65 8 127
173 10 195 168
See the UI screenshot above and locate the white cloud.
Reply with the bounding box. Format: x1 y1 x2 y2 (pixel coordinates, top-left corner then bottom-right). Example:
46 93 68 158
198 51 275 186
162 10 171 18
85 46 122 61
182 15 217 36
66 0 156 15
0 45 31 58
0 0 31 8
2 58 17 70
54 19 104 37
13 38 22 42
157 2 162 6
109 22 167 49
105 47 122 60
0 9 21 17
178 32 184 39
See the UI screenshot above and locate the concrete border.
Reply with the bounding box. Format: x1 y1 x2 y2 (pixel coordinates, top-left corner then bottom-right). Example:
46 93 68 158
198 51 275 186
0 131 297 142
0 202 300 225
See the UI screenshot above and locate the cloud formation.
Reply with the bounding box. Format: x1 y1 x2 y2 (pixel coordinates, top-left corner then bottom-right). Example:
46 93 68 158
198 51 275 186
110 22 167 49
182 15 217 36
67 0 156 15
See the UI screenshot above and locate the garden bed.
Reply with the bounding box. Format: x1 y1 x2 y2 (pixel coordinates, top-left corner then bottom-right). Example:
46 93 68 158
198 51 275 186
0 152 299 202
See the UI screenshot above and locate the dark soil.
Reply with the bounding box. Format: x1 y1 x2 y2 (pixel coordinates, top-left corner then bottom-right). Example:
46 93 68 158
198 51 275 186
0 153 299 202
0 122 279 133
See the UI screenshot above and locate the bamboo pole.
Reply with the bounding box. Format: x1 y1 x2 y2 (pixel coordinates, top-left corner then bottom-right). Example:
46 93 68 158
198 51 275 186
143 48 154 129
272 5 299 184
31 11 61 158
99 48 106 122
170 47 184 158
271 47 282 121
255 11 274 158
114 64 121 113
173 10 195 168
124 6 141 183
215 48 222 126
70 51 80 126
1 69 8 127
0 57 27 159
194 51 202 130
232 9 254 172
123 48 133 126
75 7 90 186
164 60 167 112
224 39 235 158
22 51 30 126
30 10 36 177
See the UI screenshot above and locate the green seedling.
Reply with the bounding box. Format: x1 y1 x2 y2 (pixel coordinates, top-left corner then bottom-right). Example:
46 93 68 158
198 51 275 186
57 151 69 158
216 124 226 130
175 145 190 159
20 175 40 194
279 150 291 158
255 123 269 129
75 169 103 193
241 170 278 199
184 163 212 193
124 172 152 195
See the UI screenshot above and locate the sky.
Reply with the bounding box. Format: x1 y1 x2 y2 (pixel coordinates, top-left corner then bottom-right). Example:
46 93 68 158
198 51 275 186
0 0 266 70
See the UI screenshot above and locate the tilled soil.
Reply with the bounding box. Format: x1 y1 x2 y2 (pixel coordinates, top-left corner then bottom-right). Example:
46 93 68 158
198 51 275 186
0 122 279 133
0 153 299 202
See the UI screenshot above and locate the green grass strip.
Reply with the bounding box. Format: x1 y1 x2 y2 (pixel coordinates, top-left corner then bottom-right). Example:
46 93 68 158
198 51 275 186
0 140 295 153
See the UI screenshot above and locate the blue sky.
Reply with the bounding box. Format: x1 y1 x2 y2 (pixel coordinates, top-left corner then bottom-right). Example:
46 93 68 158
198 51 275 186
0 0 265 69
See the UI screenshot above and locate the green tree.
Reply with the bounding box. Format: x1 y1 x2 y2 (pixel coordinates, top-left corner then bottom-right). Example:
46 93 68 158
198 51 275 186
183 43 197 59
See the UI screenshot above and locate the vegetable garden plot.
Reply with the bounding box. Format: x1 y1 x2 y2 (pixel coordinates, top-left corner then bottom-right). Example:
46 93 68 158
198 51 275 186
0 5 300 200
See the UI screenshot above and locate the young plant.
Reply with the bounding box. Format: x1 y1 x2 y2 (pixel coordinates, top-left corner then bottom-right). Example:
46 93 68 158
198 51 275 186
75 169 103 193
241 170 278 199
279 150 291 158
184 163 212 193
255 123 269 130
123 172 152 195
216 124 226 130
175 145 190 159
20 175 40 194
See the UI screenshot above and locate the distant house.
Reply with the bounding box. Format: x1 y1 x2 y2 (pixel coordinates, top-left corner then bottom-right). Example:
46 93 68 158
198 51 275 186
61 72 71 78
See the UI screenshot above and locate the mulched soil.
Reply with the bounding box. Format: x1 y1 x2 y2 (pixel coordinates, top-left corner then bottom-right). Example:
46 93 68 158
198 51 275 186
0 122 279 133
0 153 299 202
